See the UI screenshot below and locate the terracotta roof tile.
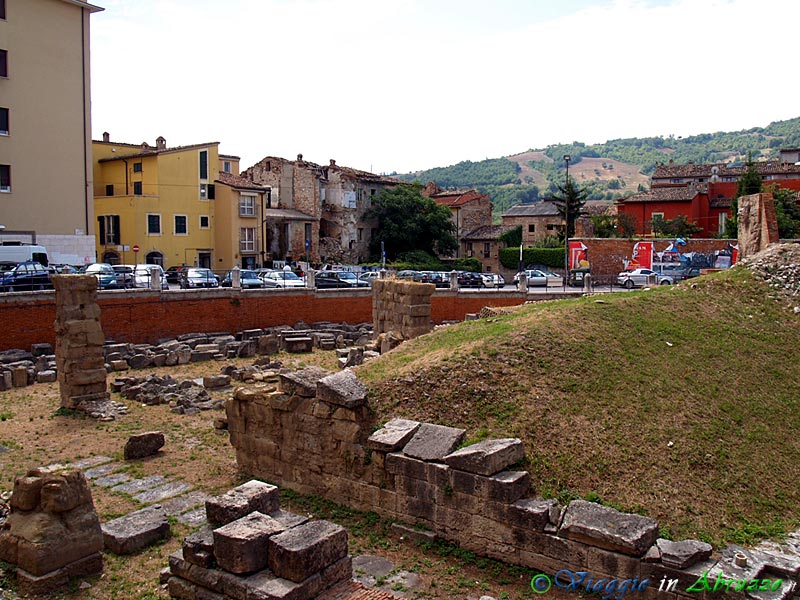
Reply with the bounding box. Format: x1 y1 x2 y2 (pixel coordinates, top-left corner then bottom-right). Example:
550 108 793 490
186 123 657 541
618 184 704 204
98 141 220 163
653 161 800 179
432 190 488 208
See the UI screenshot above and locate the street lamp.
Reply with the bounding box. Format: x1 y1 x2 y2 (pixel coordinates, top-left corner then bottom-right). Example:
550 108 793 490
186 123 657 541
563 154 571 287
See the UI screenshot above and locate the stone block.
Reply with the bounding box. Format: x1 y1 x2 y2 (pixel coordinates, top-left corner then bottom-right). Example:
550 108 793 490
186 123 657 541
443 438 524 476
586 545 642 579
367 419 421 452
402 423 466 461
203 375 231 389
36 370 57 383
656 538 713 569
101 506 170 555
267 520 348 583
316 370 367 408
213 512 287 574
508 498 558 532
486 470 530 503
559 500 658 557
182 529 215 568
124 431 165 460
385 453 427 480
285 337 313 353
205 480 279 526
12 366 28 387
279 367 330 397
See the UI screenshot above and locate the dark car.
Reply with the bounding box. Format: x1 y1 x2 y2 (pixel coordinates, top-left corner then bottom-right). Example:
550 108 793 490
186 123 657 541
457 271 484 288
112 265 135 288
81 263 120 290
180 268 219 289
165 265 189 283
221 269 265 289
315 271 370 289
0 261 52 292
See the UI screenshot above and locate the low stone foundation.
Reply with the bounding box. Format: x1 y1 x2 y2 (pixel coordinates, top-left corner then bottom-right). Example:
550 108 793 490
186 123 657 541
372 279 434 340
227 369 800 599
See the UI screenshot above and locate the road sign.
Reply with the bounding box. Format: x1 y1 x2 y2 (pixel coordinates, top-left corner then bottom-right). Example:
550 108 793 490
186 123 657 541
132 245 140 253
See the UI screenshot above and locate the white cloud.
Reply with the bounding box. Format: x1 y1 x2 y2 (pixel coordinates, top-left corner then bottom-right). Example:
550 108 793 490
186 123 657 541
90 0 800 174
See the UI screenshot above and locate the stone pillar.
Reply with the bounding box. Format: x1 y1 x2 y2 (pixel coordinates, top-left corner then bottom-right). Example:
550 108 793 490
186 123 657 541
372 279 434 339
738 192 779 258
149 266 162 291
232 265 241 289
52 275 109 411
306 269 315 289
583 273 592 293
518 271 528 293
449 270 458 290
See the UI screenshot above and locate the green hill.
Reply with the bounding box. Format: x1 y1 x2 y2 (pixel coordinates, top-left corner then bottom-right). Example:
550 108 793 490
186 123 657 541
358 250 800 547
398 117 800 220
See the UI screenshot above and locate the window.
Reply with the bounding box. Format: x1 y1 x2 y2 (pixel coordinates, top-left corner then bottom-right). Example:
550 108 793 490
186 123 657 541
239 194 256 216
105 184 114 196
199 215 209 229
718 212 727 235
208 184 215 200
0 50 7 78
0 164 10 192
483 242 491 258
147 214 161 235
0 107 8 135
97 215 120 245
199 150 208 180
0 0 6 20
546 224 555 231
357 228 363 242
174 215 188 235
223 161 231 173
133 181 143 195
133 162 142 173
240 227 255 252
199 184 207 200
528 224 535 233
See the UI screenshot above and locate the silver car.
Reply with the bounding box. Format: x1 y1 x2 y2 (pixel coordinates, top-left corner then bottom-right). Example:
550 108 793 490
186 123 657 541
616 268 674 289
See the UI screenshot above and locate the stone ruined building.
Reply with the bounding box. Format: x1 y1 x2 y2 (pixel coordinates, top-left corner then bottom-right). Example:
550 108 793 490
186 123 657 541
242 155 401 264
422 182 493 259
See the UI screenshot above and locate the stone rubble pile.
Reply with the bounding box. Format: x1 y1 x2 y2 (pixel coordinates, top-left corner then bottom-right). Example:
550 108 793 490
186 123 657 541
112 374 225 414
741 242 800 298
167 480 353 600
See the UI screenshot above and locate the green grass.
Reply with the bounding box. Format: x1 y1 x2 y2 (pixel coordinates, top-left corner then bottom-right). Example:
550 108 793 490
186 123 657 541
359 267 800 545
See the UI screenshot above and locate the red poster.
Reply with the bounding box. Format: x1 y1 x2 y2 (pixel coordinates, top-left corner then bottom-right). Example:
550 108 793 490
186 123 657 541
630 241 653 270
569 241 589 270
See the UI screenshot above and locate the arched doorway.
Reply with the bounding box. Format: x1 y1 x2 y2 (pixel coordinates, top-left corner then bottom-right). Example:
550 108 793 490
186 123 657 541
145 251 164 266
102 251 120 265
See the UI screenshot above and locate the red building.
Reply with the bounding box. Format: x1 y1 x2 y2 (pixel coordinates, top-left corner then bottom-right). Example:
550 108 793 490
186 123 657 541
617 155 800 237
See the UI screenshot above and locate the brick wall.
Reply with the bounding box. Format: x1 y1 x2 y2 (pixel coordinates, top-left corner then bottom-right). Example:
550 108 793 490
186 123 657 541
575 238 735 283
0 288 535 351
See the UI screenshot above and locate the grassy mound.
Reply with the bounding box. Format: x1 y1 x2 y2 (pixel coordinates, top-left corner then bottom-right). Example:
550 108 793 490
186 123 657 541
358 266 800 547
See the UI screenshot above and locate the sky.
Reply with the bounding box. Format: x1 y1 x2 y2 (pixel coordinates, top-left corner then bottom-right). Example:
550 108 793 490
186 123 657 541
90 0 800 175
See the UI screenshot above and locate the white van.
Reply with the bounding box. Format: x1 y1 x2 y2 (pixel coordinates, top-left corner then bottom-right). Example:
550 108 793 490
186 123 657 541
0 244 49 267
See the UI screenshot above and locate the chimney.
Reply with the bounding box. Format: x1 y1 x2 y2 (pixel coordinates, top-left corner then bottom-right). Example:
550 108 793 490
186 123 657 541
142 142 150 150
102 132 110 142
297 153 303 163
156 136 166 150
330 159 336 167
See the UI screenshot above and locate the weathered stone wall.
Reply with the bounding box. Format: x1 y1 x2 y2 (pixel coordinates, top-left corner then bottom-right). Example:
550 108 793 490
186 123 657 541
459 196 493 238
227 369 800 599
52 275 110 409
738 192 779 258
0 467 104 595
372 279 434 339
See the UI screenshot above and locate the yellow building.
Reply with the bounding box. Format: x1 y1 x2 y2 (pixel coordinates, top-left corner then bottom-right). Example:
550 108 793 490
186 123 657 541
214 165 270 270
92 134 219 269
0 0 103 264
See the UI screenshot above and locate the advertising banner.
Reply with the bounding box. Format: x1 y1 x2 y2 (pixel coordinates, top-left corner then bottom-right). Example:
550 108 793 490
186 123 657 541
630 241 653 270
568 241 588 270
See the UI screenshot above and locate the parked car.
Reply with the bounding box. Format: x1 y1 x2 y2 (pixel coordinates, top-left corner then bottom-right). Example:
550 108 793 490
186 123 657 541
358 271 380 286
417 271 450 288
132 264 169 290
395 270 420 281
682 266 702 279
481 273 505 288
112 264 135 288
165 265 189 284
261 269 307 288
616 268 674 289
513 269 562 287
0 261 52 292
81 263 119 290
315 271 370 289
50 264 79 274
179 268 219 289
221 269 266 289
457 271 484 288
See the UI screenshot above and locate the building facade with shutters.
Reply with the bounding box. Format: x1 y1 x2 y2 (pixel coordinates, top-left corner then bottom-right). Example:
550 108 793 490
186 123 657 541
92 135 219 269
0 0 103 264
